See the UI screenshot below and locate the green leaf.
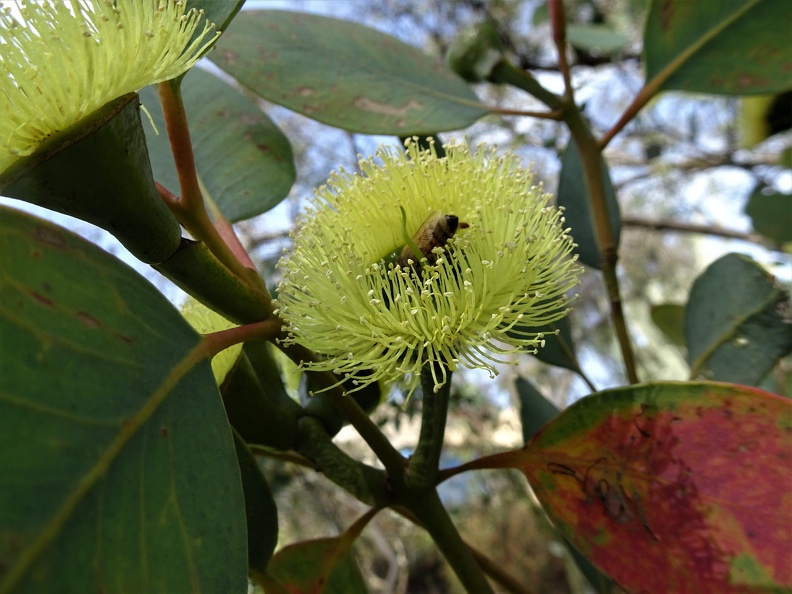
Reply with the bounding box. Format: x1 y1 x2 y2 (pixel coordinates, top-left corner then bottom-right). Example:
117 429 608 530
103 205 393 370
520 382 792 594
566 24 629 53
532 3 549 26
0 207 246 593
650 303 686 347
644 0 792 95
209 10 489 134
190 0 245 35
508 305 582 373
303 370 383 438
232 431 278 573
781 147 792 169
447 21 504 83
141 67 295 223
267 538 368 594
685 253 792 386
516 377 559 443
536 314 581 372
242 341 303 415
556 140 621 269
221 352 298 451
181 297 242 385
744 186 792 244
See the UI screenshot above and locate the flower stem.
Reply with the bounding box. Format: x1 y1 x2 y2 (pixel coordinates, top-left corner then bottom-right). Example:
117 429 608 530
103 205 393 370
404 490 495 594
565 110 639 384
295 417 390 507
156 80 264 292
275 339 407 476
204 190 258 270
405 363 452 490
488 60 565 111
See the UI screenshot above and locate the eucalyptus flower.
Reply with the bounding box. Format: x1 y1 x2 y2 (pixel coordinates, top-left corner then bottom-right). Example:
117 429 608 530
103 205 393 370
0 0 219 173
276 139 582 396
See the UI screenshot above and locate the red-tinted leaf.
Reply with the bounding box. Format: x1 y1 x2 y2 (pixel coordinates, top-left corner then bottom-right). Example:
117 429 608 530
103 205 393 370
266 538 367 594
465 382 791 594
266 509 376 593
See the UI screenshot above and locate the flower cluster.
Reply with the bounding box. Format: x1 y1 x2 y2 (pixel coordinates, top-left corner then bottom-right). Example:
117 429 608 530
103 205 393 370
0 0 218 172
276 138 581 396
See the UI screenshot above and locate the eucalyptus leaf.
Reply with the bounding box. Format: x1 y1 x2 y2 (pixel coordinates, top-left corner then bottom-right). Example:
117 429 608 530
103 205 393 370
191 0 245 37
508 312 581 373
744 186 792 245
650 303 686 347
221 352 298 451
267 538 368 594
516 377 559 443
209 10 488 134
514 377 617 593
232 431 278 572
644 0 792 95
566 24 629 53
685 253 792 386
141 67 295 223
181 297 242 385
0 206 246 593
556 140 621 269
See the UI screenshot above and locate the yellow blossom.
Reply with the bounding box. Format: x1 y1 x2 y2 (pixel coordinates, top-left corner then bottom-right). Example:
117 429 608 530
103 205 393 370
0 0 219 172
276 138 582 396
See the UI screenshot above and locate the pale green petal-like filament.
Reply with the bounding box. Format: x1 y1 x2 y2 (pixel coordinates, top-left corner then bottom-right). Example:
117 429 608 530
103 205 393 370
0 0 219 172
276 139 582 397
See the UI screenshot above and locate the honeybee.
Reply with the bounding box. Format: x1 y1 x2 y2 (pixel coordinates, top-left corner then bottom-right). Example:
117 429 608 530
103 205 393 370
397 210 469 270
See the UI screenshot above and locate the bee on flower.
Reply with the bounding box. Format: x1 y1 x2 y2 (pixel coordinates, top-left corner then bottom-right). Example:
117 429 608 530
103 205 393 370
276 138 582 397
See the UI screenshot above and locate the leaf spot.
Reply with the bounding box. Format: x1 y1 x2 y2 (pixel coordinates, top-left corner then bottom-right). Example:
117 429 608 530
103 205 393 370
76 311 102 329
32 226 67 248
353 97 422 117
29 291 54 307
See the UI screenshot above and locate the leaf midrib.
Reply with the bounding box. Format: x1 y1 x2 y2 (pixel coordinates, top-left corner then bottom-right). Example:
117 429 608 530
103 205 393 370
0 344 206 594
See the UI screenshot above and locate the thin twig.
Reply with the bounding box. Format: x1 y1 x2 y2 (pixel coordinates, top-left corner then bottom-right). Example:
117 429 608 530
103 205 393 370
274 337 407 477
599 1 757 149
548 0 573 103
622 215 770 246
490 106 565 119
468 541 536 594
156 81 261 288
566 110 639 384
248 444 316 469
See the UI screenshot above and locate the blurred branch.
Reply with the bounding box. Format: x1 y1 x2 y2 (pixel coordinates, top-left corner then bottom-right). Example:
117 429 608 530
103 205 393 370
248 228 292 251
275 338 407 477
249 444 316 469
548 0 573 103
467 541 535 594
404 364 452 490
491 106 564 119
622 216 771 246
565 109 640 384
